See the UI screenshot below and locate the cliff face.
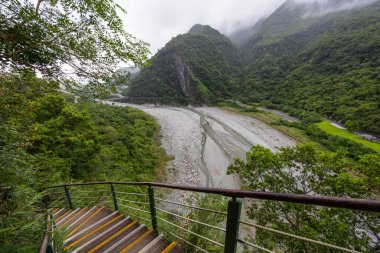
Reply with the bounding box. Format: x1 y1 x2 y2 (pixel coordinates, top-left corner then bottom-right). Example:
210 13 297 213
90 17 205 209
173 52 192 97
125 24 242 104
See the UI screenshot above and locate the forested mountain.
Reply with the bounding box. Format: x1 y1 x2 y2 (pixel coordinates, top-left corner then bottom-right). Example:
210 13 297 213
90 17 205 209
126 0 380 135
125 24 243 104
238 0 380 135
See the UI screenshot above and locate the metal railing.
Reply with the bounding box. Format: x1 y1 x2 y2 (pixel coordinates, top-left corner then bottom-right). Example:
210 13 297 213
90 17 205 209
42 181 380 253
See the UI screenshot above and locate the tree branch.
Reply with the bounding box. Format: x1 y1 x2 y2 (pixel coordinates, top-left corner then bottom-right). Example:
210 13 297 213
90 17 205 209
36 0 44 15
279 204 299 231
5 22 85 57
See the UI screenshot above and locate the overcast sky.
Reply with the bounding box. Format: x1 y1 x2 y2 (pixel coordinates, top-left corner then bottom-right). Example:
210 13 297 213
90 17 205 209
116 0 285 54
115 0 377 57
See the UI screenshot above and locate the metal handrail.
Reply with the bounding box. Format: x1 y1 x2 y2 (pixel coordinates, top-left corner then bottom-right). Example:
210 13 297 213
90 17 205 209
155 197 227 215
42 181 380 212
239 220 361 253
114 191 148 196
156 216 224 247
116 197 150 205
39 214 51 253
237 238 275 253
117 203 151 214
42 181 380 253
155 206 226 232
161 228 209 253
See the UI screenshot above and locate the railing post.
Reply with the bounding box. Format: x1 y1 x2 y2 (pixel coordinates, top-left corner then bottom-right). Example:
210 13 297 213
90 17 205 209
224 197 242 253
110 183 118 211
148 185 158 231
46 242 54 253
64 185 73 209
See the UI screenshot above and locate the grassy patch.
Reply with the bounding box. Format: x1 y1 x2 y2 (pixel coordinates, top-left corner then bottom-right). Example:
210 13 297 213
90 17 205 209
316 120 380 152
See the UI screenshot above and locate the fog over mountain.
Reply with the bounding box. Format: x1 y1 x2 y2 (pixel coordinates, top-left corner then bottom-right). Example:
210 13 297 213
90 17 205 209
294 0 379 16
117 0 378 54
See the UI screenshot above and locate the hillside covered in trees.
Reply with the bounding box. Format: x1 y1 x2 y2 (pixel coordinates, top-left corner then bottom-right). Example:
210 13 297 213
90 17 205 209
125 24 243 104
0 73 167 251
126 0 380 136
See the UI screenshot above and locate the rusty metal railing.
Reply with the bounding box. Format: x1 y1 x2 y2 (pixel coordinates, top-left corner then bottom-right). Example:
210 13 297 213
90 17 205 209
41 181 380 253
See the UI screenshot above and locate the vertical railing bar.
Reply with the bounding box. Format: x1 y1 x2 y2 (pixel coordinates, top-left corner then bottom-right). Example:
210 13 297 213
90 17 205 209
148 185 158 232
110 183 118 211
224 197 242 253
64 186 73 209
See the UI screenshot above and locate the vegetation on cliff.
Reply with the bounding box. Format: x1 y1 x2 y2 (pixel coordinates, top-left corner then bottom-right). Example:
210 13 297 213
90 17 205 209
239 0 380 136
125 24 242 104
0 72 166 251
127 0 380 136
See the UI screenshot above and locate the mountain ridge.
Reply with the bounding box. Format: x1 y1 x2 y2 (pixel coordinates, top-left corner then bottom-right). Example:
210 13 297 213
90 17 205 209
125 0 380 135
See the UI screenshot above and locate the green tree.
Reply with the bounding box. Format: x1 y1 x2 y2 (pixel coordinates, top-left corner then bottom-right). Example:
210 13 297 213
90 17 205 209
345 120 359 132
1 0 149 94
228 144 379 252
28 95 100 178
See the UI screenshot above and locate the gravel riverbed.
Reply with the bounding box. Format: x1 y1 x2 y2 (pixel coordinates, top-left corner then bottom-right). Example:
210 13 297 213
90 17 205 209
107 102 296 194
104 102 297 239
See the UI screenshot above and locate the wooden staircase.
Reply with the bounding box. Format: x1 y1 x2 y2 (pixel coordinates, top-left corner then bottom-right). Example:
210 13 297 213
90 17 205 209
52 206 180 253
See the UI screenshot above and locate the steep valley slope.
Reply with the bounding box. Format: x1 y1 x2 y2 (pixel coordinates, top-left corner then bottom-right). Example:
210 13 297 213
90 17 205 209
124 0 380 136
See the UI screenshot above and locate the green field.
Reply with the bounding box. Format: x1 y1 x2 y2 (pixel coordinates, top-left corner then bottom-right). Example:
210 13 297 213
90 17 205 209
316 120 380 152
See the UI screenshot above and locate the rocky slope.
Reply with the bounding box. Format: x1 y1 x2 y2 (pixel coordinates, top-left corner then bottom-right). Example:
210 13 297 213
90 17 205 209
125 24 243 104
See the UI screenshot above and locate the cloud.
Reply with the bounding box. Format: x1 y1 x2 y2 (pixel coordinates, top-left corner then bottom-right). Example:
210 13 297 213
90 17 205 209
294 0 379 17
117 0 285 54
116 0 378 56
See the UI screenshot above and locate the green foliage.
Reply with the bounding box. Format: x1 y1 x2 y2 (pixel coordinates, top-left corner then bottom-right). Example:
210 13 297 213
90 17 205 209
28 95 100 178
182 194 227 252
0 0 148 94
304 124 376 160
316 120 380 152
128 1 380 136
0 187 45 252
0 73 166 252
157 193 228 252
77 101 166 182
240 1 380 135
126 24 243 104
228 144 380 252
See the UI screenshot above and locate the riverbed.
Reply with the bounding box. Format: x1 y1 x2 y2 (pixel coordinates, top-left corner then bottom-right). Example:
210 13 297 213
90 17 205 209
107 102 296 191
103 102 297 241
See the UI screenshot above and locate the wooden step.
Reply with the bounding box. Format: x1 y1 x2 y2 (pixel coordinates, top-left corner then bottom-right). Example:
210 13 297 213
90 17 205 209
65 210 120 243
74 217 134 253
84 219 139 253
162 242 181 253
52 208 67 220
61 207 88 227
119 227 156 252
138 234 170 253
56 208 81 226
101 224 148 253
50 207 182 253
65 213 125 250
66 206 98 231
